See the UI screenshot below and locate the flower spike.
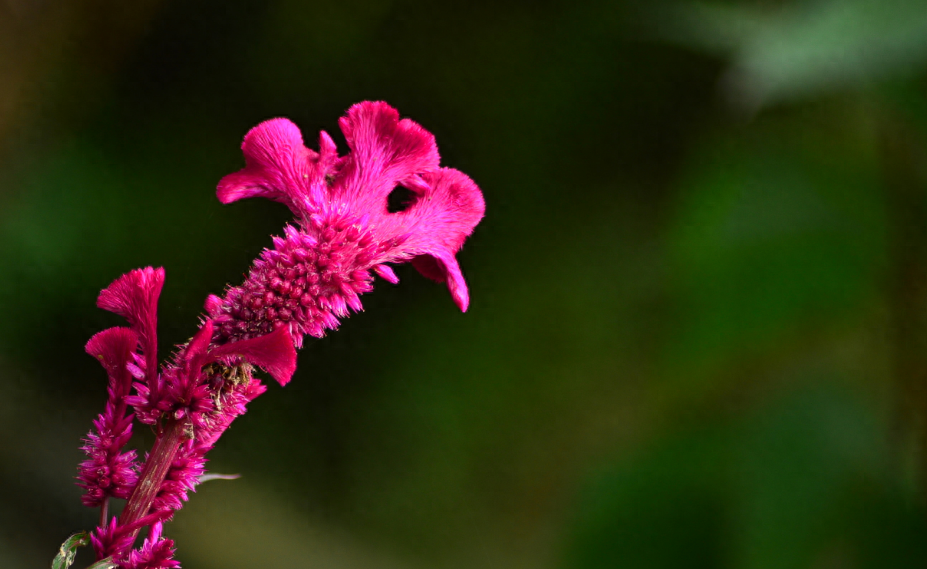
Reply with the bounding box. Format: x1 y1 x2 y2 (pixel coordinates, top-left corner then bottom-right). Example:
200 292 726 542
78 327 141 507
73 101 483 568
96 267 165 383
213 101 485 346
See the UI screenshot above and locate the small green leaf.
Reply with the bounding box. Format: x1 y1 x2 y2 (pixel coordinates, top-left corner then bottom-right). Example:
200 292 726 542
51 532 89 569
85 557 118 569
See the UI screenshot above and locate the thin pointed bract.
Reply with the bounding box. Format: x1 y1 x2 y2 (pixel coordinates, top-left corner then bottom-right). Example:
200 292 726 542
69 101 484 568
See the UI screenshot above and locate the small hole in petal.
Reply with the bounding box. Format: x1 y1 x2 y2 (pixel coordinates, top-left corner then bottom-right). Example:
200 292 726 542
387 185 416 213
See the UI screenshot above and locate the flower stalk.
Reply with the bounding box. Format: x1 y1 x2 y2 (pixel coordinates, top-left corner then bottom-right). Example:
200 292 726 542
119 418 187 530
59 101 484 568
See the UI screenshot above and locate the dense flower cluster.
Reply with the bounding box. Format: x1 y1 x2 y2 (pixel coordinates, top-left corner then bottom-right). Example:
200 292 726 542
73 101 484 568
122 523 180 569
210 101 484 346
77 327 140 507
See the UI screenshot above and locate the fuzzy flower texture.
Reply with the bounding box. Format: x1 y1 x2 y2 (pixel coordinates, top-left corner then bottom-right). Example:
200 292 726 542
76 101 484 568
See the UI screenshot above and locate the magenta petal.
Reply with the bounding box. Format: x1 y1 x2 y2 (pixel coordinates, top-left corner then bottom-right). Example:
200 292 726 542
410 168 485 252
203 294 222 317
412 253 470 312
373 264 399 284
213 102 485 347
97 267 164 382
377 168 483 310
183 320 215 377
335 107 482 311
335 101 440 206
86 327 139 375
207 326 297 386
217 118 338 218
86 326 139 399
217 118 308 206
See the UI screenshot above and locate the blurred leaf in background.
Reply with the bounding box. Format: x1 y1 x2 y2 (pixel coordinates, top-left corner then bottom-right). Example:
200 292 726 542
561 384 927 569
659 0 927 110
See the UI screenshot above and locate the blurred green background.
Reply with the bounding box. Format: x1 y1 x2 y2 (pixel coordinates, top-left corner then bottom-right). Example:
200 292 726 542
3 0 927 567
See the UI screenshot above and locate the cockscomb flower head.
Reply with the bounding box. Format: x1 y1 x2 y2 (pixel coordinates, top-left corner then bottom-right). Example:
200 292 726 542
209 101 485 356
68 101 484 569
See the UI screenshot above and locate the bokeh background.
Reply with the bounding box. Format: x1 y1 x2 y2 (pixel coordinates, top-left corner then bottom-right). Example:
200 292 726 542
3 0 927 567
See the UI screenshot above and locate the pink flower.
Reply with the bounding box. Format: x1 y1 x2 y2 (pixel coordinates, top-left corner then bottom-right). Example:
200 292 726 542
96 267 164 385
210 101 485 354
78 268 165 509
77 327 141 507
127 319 293 427
123 522 180 569
73 101 484 568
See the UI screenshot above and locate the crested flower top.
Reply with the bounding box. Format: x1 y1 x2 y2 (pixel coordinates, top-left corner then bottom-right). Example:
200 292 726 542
208 101 485 355
74 102 484 568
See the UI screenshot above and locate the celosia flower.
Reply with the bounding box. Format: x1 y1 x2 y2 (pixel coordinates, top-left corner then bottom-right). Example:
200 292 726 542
123 522 180 569
209 100 485 352
96 266 164 385
86 273 292 562
73 101 484 568
77 327 140 507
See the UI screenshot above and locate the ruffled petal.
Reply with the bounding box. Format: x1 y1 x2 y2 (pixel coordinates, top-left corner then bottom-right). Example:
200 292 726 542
207 326 297 386
182 319 215 379
334 101 440 210
86 327 140 406
216 102 484 329
412 252 470 312
371 168 484 310
334 104 482 311
86 327 139 383
217 118 340 218
97 267 164 381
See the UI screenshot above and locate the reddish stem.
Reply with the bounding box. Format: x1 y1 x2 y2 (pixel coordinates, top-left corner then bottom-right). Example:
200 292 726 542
99 499 108 528
118 418 186 540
